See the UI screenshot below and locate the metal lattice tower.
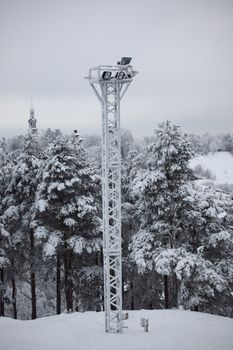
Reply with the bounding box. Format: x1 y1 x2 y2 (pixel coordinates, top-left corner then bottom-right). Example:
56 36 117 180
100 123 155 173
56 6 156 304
86 58 138 333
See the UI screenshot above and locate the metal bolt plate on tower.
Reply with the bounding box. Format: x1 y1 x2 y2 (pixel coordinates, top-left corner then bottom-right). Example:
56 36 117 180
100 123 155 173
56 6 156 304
86 59 138 333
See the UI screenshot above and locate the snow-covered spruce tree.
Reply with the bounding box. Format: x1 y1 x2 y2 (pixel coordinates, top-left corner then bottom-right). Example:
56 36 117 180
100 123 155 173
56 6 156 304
35 134 101 313
0 131 43 319
130 120 195 308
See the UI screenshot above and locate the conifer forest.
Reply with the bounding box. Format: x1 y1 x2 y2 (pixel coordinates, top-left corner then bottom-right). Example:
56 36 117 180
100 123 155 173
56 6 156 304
1 122 233 320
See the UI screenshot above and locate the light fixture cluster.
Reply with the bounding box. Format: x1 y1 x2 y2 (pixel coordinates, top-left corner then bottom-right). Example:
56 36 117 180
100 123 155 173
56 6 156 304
102 70 132 80
101 56 133 81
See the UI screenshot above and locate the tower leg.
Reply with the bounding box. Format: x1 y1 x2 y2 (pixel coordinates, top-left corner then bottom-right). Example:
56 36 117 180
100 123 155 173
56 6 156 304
101 81 123 333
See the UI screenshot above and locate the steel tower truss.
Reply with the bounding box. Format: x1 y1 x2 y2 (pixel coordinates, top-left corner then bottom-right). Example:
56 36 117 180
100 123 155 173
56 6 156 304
86 61 137 333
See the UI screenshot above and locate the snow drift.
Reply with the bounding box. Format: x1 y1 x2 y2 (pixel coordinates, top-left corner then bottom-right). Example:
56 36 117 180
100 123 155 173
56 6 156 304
0 310 233 350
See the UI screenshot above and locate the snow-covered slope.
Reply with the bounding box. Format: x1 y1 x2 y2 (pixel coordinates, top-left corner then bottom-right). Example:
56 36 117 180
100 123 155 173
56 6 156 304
0 310 233 350
190 151 233 184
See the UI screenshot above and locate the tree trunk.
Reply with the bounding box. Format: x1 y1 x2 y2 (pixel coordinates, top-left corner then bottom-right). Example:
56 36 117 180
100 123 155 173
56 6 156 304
30 230 37 319
12 277 17 319
177 279 182 308
164 275 169 309
67 253 73 312
130 281 135 310
31 271 37 319
95 251 103 311
56 253 61 315
122 270 124 308
171 273 178 308
64 252 68 311
64 251 73 312
0 268 4 316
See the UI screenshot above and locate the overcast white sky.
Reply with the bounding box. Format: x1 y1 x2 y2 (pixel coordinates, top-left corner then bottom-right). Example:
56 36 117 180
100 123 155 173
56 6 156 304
0 0 233 137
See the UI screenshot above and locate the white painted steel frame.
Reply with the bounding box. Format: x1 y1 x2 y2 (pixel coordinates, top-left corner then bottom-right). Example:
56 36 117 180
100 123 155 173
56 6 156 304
87 64 135 333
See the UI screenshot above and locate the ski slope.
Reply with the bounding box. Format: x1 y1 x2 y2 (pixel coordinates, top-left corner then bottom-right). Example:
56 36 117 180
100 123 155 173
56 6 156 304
190 151 233 184
0 310 233 350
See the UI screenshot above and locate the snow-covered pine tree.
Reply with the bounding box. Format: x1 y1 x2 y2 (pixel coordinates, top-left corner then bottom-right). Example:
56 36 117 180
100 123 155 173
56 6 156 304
222 133 233 153
121 128 134 160
0 138 18 317
40 128 63 149
180 184 233 316
130 120 195 308
0 131 43 319
121 148 159 310
35 133 102 313
0 224 9 317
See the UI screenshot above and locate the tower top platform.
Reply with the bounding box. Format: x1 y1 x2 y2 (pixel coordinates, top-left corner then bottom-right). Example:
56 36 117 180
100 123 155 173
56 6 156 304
85 57 138 84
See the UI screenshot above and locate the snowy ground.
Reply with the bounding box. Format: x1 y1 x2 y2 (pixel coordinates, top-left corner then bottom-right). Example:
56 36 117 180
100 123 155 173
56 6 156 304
1 310 233 350
190 151 233 184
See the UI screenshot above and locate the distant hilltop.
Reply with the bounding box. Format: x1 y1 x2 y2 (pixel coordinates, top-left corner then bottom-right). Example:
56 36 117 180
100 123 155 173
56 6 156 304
190 151 233 185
